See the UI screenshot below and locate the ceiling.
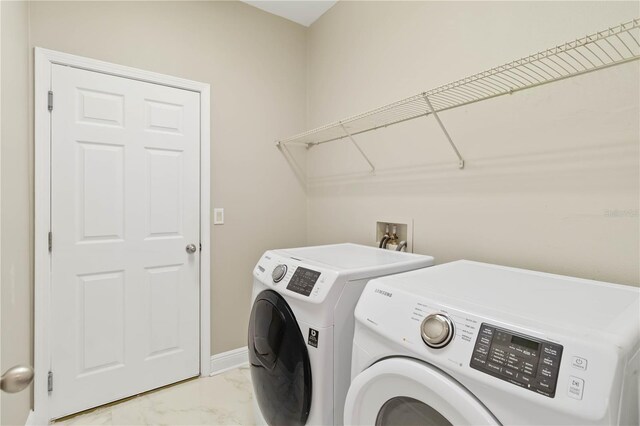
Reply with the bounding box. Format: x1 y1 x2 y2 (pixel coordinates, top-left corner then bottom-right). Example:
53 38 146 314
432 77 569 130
242 1 338 27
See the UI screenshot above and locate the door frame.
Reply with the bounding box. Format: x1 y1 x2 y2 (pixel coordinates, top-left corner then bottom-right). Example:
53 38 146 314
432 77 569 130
34 47 211 422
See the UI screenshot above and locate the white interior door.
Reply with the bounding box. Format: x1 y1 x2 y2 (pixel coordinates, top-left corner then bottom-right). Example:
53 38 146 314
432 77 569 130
50 64 201 418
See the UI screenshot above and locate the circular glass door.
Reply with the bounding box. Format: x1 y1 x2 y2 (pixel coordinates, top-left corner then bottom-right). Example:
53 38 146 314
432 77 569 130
248 290 312 426
344 357 499 426
376 396 452 426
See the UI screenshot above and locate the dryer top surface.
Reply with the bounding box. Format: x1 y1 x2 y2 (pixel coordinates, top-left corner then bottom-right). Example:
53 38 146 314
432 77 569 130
276 243 433 274
376 260 639 336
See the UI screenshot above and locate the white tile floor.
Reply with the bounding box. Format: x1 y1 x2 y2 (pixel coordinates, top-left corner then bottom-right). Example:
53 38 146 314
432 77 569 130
54 367 255 425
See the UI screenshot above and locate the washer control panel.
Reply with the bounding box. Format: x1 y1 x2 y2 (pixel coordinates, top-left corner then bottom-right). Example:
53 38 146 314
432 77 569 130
254 252 339 304
470 323 563 398
285 266 321 296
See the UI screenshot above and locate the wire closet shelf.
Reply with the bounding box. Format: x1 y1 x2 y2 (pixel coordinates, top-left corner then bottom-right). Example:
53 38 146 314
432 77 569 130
276 18 640 170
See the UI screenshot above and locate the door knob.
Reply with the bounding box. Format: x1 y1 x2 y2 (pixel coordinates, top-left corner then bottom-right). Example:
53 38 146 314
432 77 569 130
1 365 34 393
186 244 197 254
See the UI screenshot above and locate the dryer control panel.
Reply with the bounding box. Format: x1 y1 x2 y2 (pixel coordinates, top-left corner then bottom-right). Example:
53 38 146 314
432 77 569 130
470 323 563 398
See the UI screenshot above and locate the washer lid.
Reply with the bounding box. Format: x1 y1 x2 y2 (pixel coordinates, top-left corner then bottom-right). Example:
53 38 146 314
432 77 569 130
344 357 499 425
276 243 433 279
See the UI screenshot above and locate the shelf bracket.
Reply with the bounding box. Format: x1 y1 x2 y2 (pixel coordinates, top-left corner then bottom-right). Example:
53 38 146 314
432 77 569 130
340 122 375 172
276 140 307 187
422 94 465 169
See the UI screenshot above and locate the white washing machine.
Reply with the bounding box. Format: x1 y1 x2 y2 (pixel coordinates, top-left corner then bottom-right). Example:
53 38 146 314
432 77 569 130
248 243 434 426
344 260 640 426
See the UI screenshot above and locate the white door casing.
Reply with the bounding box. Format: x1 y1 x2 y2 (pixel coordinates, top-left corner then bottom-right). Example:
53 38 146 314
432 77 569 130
45 62 203 418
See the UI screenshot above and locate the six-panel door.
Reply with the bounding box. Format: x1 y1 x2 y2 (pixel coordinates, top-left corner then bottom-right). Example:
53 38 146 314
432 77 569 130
50 65 200 418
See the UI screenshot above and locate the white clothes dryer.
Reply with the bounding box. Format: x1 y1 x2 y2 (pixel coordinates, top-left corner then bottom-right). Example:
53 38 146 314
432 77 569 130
248 243 434 426
345 260 640 426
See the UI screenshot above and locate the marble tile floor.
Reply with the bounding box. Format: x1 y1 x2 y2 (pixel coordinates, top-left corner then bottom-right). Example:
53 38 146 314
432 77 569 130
54 367 255 426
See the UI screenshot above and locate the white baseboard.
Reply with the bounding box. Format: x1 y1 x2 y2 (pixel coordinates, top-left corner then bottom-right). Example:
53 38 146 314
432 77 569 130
25 409 46 426
209 346 248 376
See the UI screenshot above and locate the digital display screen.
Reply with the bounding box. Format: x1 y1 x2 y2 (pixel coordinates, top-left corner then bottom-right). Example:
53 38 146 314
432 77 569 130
286 267 321 297
511 335 540 351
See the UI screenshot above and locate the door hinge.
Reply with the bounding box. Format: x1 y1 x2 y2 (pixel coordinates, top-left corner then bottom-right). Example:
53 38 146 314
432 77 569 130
47 371 53 392
199 243 202 251
48 231 52 252
48 91 53 111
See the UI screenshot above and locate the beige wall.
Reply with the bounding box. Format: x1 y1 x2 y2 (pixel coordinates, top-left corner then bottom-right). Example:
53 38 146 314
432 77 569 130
306 1 640 286
1 1 34 424
2 3 307 423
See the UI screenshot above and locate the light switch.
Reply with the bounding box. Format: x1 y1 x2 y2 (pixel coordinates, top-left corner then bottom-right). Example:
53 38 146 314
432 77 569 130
213 208 224 225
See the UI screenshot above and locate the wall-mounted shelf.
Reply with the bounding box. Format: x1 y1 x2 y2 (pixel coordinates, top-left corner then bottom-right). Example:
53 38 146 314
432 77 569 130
277 18 640 171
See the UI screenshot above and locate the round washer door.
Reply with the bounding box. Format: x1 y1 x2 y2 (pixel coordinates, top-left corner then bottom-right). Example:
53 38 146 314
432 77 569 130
248 290 312 426
344 357 499 426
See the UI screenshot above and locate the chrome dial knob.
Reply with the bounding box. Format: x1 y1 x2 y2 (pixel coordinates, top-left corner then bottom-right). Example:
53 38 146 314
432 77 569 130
421 313 454 348
272 264 287 283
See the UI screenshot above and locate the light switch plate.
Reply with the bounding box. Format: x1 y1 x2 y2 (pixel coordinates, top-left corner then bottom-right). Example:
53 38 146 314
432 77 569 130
213 208 224 225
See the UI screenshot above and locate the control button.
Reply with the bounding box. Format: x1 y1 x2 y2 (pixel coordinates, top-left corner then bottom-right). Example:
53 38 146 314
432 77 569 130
571 356 588 371
479 335 491 346
486 362 502 374
489 355 505 366
475 344 490 356
489 350 506 362
507 352 520 363
522 363 536 376
516 373 533 386
480 327 494 337
505 361 520 372
472 356 487 365
568 376 584 400
541 356 559 369
491 347 506 356
490 352 506 362
539 366 555 378
503 368 516 379
543 345 560 357
535 378 555 392
421 314 455 348
272 264 287 283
